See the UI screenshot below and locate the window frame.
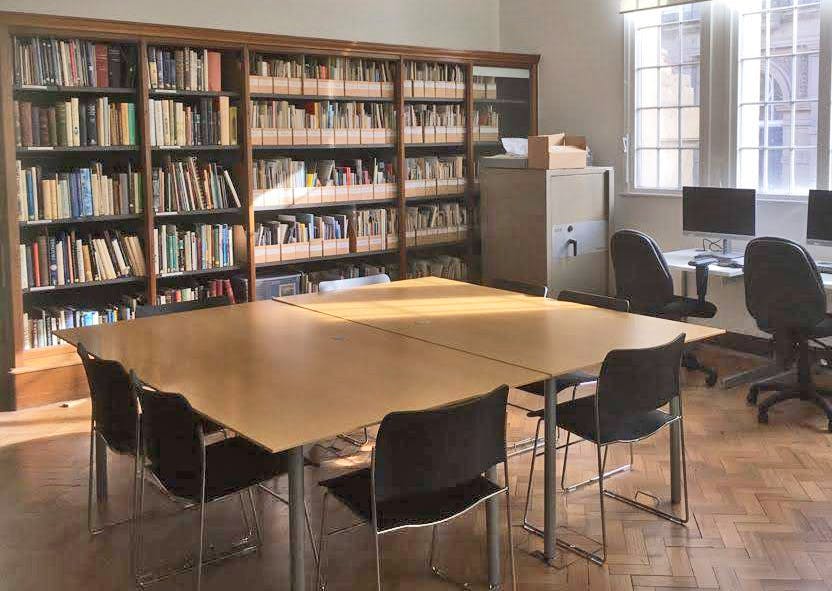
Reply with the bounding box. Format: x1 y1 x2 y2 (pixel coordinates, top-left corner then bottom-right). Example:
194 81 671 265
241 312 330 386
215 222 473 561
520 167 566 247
626 3 710 196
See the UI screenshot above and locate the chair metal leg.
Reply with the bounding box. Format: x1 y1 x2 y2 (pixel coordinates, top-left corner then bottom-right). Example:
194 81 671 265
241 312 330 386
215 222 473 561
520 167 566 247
428 524 474 589
373 527 383 591
195 479 207 591
561 442 633 493
522 418 543 535
87 420 96 535
257 481 319 564
337 427 371 448
504 464 518 591
316 492 330 591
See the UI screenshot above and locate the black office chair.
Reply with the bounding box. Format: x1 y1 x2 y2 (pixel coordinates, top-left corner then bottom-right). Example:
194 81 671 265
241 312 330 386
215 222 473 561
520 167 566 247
315 385 516 591
134 295 231 318
77 344 140 536
528 334 689 565
611 229 719 387
743 237 832 431
130 373 317 590
489 277 549 298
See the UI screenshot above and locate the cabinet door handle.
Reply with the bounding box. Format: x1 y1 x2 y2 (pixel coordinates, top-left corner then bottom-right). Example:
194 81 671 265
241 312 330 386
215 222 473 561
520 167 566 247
567 238 578 257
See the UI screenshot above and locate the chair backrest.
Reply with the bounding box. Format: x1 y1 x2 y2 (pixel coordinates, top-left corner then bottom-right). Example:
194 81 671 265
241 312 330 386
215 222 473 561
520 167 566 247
490 278 548 298
596 334 685 420
557 290 630 313
317 274 391 293
744 237 827 333
372 384 508 504
77 344 137 454
134 295 230 319
610 229 675 315
131 374 204 498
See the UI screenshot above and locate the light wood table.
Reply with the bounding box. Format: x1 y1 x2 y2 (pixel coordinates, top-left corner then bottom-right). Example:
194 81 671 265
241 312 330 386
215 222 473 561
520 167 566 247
278 277 725 565
56 301 546 591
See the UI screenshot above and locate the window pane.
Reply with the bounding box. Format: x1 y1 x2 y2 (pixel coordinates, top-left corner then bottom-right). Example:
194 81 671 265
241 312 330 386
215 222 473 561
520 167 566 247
769 9 795 56
681 22 700 63
680 149 700 187
740 59 766 103
796 5 820 53
766 103 791 148
680 107 699 147
739 104 766 147
660 24 681 66
796 53 818 100
680 65 699 105
638 69 659 108
659 149 680 188
638 26 660 68
765 149 790 193
638 109 659 147
794 101 817 147
659 67 680 106
768 56 793 101
738 149 762 189
659 108 679 147
741 12 766 58
637 149 658 188
794 147 817 193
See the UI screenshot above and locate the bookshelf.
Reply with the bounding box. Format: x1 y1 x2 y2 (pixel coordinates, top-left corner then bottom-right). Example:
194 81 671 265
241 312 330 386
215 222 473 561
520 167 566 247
0 11 538 410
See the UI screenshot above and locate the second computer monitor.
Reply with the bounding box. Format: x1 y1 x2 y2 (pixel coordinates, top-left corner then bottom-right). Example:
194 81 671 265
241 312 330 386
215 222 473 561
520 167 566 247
808 190 832 247
682 186 756 240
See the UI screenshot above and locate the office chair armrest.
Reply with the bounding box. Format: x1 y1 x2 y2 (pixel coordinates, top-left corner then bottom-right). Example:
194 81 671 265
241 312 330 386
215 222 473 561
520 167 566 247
688 258 714 304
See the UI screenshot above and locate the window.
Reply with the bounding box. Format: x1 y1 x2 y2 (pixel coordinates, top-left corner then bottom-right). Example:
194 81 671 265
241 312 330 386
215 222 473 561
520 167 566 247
736 0 820 195
632 3 703 190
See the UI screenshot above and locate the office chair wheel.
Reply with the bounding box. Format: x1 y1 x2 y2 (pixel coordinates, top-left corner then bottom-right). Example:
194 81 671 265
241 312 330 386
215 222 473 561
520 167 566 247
705 369 718 388
827 419 832 434
758 408 768 424
747 387 759 406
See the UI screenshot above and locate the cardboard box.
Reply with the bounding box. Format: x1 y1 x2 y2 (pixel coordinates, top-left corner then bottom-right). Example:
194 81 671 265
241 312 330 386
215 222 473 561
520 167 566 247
321 128 336 145
277 128 292 146
273 77 289 94
250 129 263 146
287 78 302 95
380 82 395 98
302 78 318 95
349 184 373 201
323 239 338 257
527 133 588 170
321 185 337 203
261 128 277 145
318 79 344 97
250 75 273 94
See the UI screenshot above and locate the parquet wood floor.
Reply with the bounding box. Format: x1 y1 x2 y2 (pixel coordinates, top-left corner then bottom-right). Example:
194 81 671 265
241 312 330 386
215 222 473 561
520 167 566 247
2 351 832 590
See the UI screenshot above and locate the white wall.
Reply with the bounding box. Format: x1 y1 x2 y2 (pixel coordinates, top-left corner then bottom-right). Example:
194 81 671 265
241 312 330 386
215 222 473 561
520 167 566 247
500 0 832 334
0 0 500 51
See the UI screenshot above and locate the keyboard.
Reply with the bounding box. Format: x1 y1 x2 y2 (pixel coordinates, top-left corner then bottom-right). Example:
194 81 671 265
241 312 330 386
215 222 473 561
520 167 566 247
818 263 832 274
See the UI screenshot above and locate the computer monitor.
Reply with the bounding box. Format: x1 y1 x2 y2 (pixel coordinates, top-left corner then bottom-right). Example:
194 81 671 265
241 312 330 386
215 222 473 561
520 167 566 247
682 186 756 241
807 190 832 247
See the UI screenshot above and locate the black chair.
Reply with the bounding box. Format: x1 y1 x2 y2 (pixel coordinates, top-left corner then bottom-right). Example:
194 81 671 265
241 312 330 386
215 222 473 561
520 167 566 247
744 237 832 431
611 229 719 387
134 295 231 318
77 343 140 535
130 373 317 590
315 385 516 591
528 335 689 565
489 277 549 298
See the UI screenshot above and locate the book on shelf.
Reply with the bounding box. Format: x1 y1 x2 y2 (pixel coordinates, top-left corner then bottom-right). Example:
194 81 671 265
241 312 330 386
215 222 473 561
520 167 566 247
152 156 240 213
404 62 466 98
154 223 237 274
20 230 145 289
472 75 497 100
405 156 465 197
408 255 467 281
249 55 395 98
14 98 136 148
405 201 468 246
22 295 141 349
13 36 136 88
148 97 238 146
17 161 142 221
473 104 500 142
250 99 395 146
147 46 223 92
156 278 236 305
252 157 396 207
404 103 465 144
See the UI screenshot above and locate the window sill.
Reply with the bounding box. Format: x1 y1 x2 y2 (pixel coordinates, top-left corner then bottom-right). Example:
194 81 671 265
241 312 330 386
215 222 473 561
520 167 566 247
619 191 810 205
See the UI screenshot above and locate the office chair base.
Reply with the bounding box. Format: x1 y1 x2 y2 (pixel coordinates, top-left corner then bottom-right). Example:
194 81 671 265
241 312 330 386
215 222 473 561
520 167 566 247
756 385 832 432
682 352 718 387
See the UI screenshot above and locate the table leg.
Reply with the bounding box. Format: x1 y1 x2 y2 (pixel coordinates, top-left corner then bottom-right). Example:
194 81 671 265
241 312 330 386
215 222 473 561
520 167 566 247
95 433 108 502
543 377 558 563
669 396 681 504
288 446 306 591
485 465 501 588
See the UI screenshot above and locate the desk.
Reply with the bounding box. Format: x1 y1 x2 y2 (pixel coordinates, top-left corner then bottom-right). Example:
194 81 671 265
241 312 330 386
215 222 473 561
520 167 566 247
56 301 546 591
665 248 832 388
278 277 724 564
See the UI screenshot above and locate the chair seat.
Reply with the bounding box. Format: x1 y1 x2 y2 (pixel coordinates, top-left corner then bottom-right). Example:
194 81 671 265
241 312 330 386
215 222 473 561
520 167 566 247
756 315 832 338
319 468 503 533
517 371 598 397
554 395 676 445
659 296 717 321
155 436 291 502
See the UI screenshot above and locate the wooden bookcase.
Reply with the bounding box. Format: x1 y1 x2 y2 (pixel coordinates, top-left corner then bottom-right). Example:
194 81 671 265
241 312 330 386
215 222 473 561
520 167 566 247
0 11 539 410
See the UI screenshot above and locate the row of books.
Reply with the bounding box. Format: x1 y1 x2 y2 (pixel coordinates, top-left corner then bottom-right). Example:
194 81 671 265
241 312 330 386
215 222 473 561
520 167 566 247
250 100 395 145
408 255 468 281
403 104 466 143
15 98 137 148
20 231 146 289
22 296 141 350
157 278 237 305
13 37 135 88
472 76 499 100
404 63 466 99
253 208 398 263
146 47 223 92
152 157 241 213
405 156 466 197
252 158 396 207
17 161 143 222
473 105 500 141
405 202 469 246
148 97 238 147
249 55 395 96
154 224 237 275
